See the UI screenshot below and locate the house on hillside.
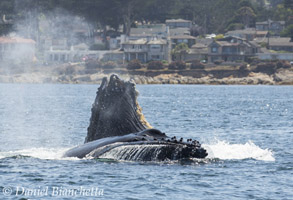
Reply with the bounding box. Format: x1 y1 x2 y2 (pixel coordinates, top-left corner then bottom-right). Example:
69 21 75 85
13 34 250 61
166 19 192 29
256 20 285 35
173 43 208 62
0 36 35 63
225 28 268 41
44 43 107 63
170 35 196 48
267 37 293 52
122 38 170 63
129 24 169 41
169 27 195 48
207 36 260 63
100 50 124 63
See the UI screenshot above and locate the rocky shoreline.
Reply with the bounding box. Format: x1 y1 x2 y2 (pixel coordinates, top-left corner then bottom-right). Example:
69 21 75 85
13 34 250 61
0 62 293 85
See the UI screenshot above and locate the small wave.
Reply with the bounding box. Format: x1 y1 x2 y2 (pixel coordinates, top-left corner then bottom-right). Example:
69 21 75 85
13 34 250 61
203 140 275 161
0 147 79 161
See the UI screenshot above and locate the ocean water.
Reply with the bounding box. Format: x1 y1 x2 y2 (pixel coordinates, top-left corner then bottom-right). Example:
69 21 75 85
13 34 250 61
0 83 292 200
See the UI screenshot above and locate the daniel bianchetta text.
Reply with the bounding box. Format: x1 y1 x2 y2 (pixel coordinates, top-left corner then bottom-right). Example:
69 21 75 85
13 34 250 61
2 186 104 197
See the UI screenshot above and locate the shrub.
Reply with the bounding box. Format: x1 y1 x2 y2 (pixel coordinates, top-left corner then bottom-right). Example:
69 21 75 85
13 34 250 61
85 60 101 69
168 61 187 70
276 61 291 69
102 61 117 69
147 61 165 70
127 59 143 70
239 64 249 72
246 56 259 64
255 62 276 75
214 60 223 65
161 60 169 65
190 60 205 69
214 34 224 40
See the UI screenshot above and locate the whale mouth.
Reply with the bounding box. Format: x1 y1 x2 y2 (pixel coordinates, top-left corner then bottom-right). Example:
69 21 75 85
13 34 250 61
85 74 152 143
63 74 208 160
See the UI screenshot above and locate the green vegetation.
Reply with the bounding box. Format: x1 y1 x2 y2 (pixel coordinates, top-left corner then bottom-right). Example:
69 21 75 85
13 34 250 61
214 34 224 40
0 0 292 37
147 61 165 70
280 25 293 38
168 61 187 70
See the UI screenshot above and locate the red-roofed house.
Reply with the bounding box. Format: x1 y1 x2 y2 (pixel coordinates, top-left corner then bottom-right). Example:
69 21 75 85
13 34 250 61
0 36 36 63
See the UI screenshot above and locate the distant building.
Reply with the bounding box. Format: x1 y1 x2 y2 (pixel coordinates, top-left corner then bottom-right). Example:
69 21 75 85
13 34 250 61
166 19 192 29
109 35 126 50
169 28 195 48
129 24 169 40
173 43 208 62
0 36 35 63
43 38 68 51
256 20 285 35
170 35 196 48
44 43 105 63
267 37 293 52
122 38 170 63
170 28 190 37
225 28 268 41
207 36 260 63
101 50 124 63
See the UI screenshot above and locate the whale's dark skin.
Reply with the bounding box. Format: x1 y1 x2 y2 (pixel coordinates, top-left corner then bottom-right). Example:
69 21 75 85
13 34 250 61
64 129 207 160
64 75 208 161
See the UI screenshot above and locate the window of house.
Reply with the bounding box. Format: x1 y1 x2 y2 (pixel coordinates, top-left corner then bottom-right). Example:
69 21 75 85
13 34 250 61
151 55 160 59
54 54 58 61
150 45 161 50
212 47 218 53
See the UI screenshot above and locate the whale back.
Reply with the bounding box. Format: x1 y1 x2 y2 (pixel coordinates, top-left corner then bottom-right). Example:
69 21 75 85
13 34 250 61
85 74 152 143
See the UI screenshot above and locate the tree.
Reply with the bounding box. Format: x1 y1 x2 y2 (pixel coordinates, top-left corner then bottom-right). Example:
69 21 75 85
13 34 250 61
113 0 155 35
280 24 293 37
0 0 15 36
172 43 189 61
284 0 293 9
273 4 293 22
237 6 256 28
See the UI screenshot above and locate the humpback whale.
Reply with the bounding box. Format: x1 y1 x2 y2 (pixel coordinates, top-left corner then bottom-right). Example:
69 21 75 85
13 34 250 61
64 74 207 161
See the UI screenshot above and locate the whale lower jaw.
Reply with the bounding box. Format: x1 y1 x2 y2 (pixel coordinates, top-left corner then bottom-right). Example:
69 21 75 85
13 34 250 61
86 142 208 161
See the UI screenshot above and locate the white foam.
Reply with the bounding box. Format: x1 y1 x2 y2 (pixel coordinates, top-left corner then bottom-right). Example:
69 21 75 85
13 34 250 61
0 147 80 161
0 140 275 162
203 140 275 161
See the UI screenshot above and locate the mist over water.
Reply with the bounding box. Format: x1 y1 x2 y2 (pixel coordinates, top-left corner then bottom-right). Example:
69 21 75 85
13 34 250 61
0 2 93 81
0 84 292 199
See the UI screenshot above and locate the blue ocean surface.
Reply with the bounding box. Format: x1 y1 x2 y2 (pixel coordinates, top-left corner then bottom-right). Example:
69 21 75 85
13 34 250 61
0 84 292 200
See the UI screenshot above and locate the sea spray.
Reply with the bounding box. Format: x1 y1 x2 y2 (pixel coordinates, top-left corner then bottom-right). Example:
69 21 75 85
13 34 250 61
203 140 275 161
0 148 78 160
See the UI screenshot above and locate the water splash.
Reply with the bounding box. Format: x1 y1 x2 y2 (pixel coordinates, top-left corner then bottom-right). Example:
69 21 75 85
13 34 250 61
98 144 168 161
0 147 78 160
203 140 275 161
0 140 275 162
